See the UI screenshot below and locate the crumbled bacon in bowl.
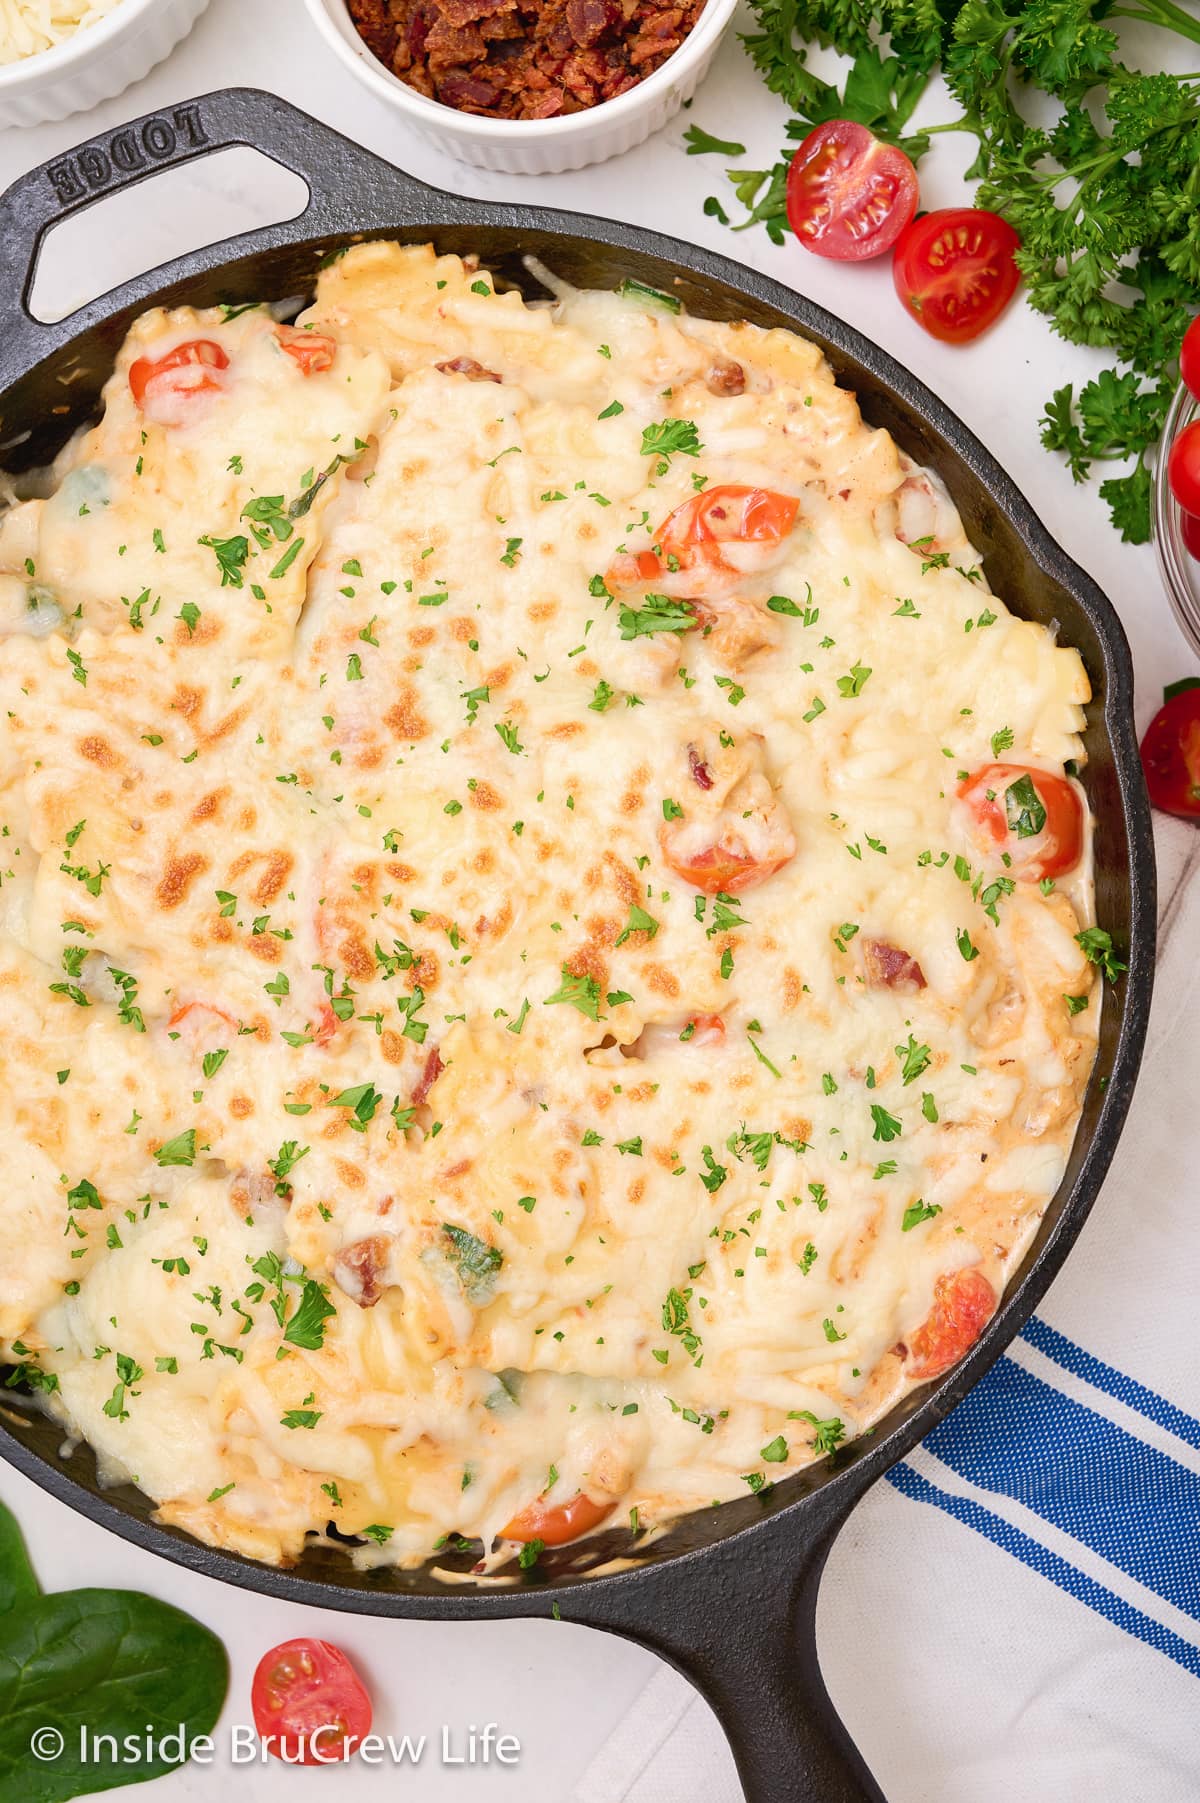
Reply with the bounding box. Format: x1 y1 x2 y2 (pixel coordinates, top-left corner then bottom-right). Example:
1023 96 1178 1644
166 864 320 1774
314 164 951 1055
345 0 708 120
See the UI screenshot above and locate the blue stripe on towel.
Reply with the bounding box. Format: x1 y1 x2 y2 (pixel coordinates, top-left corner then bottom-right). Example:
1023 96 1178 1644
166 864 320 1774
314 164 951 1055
1021 1316 1200 1451
922 1358 1200 1621
886 1460 1200 1680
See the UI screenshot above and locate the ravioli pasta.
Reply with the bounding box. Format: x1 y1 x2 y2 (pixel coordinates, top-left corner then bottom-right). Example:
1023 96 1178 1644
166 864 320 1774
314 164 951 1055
0 244 1097 1570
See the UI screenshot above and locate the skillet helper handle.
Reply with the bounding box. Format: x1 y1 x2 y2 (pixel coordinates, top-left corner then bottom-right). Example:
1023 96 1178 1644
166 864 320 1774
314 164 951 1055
0 86 435 366
572 1493 886 1803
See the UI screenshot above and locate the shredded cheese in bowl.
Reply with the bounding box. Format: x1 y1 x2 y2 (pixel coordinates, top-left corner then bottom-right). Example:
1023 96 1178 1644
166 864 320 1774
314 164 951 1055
0 0 127 62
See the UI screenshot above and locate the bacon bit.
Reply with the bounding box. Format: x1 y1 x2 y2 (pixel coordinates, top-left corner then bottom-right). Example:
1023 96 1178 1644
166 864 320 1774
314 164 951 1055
687 743 714 790
412 1046 444 1106
347 0 706 121
864 939 926 992
333 1234 394 1307
706 358 745 397
567 0 621 45
230 1168 280 1213
434 356 502 383
689 594 779 669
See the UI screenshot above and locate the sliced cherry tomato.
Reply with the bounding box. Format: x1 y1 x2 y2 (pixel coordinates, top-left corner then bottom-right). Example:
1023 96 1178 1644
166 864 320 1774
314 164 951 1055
1180 315 1200 403
1168 419 1200 516
167 999 239 1033
660 837 792 896
685 1013 726 1046
908 1267 996 1380
893 208 1021 344
1182 511 1200 560
786 121 918 262
501 1490 615 1546
275 324 337 375
251 1638 371 1764
1140 682 1200 819
615 484 800 587
957 762 1084 881
314 1000 339 1045
128 339 229 423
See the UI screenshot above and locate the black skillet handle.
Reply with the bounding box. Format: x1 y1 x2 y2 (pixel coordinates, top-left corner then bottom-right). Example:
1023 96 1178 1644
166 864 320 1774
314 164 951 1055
569 1478 886 1803
0 87 435 368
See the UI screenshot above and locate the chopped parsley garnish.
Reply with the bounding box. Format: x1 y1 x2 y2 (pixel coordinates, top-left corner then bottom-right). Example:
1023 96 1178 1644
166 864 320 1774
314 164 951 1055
615 903 659 947
641 418 702 471
544 966 602 1020
329 1082 383 1130
283 1279 336 1351
790 1410 846 1456
618 596 695 639
869 1105 902 1143
1076 927 1126 983
616 277 683 312
154 1129 196 1167
895 1034 931 1086
1004 773 1047 839
699 1146 728 1193
199 533 249 587
836 661 872 699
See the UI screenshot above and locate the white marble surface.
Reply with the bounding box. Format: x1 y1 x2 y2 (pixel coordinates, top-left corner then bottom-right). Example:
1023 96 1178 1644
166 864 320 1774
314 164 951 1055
0 2 1193 1799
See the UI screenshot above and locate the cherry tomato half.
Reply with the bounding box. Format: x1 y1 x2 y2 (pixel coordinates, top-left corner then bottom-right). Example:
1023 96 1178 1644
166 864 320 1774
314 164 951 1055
501 1490 615 1546
1180 314 1200 403
785 121 918 262
166 1000 239 1033
893 208 1021 344
957 762 1084 881
616 485 800 586
659 835 794 896
275 323 337 375
1168 419 1200 516
1182 511 1200 561
1140 683 1200 819
908 1268 996 1380
251 1638 372 1764
128 339 229 422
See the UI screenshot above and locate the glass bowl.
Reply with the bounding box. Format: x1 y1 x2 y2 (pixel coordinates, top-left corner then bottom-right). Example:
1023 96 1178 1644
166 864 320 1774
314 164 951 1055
1153 377 1200 657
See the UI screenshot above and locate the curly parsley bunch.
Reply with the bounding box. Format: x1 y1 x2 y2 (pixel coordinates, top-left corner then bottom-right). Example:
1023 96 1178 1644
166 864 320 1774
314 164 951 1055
686 0 1200 541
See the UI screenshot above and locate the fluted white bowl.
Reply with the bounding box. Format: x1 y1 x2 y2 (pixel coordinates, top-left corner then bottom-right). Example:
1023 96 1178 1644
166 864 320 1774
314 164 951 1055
0 0 212 129
305 0 739 175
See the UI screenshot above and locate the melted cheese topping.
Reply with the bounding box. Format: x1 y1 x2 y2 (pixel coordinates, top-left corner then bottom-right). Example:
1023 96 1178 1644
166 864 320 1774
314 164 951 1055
0 245 1097 1571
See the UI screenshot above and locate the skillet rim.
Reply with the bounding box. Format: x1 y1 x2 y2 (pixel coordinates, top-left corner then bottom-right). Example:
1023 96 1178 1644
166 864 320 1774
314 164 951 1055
0 88 1157 1618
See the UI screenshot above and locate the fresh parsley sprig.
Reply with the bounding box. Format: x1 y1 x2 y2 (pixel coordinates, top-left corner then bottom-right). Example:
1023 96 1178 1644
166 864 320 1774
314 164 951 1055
689 0 1200 541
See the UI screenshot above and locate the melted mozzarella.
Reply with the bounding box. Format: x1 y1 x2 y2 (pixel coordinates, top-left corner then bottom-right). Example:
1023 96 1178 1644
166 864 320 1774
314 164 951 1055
0 245 1097 1570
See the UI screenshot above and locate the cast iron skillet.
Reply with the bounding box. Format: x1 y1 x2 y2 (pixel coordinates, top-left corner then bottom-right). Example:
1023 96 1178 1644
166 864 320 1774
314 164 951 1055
0 89 1155 1803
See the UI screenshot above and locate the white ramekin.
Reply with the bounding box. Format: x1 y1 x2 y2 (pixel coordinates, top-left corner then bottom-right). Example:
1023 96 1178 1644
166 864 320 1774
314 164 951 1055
0 0 212 129
305 0 739 175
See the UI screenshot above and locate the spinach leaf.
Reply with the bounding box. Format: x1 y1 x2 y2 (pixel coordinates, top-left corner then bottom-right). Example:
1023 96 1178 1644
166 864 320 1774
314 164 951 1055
0 1587 227 1803
0 1502 226 1801
442 1224 503 1303
0 1510 38 1617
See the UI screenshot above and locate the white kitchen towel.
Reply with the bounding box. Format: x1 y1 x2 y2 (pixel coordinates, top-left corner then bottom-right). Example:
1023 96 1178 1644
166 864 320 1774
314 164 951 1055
573 817 1200 1803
